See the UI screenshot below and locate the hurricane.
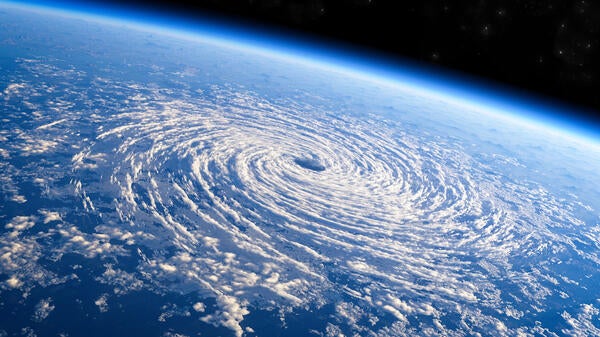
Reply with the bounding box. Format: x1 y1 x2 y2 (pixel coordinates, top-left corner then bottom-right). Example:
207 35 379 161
67 84 596 335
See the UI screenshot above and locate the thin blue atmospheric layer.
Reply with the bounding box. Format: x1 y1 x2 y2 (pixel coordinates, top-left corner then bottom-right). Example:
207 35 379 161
5 0 600 144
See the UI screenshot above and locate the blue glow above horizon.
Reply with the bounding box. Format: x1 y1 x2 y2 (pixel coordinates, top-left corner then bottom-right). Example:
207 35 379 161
2 0 600 147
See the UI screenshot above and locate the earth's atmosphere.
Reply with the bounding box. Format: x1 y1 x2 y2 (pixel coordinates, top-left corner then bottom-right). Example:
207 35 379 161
1 3 600 337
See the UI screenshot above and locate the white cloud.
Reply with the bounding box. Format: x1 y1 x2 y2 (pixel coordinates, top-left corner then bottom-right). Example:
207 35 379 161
382 305 408 323
201 295 249 337
159 263 177 273
561 304 600 337
3 83 26 99
39 210 61 224
192 302 205 313
10 195 27 203
32 298 55 322
95 294 109 313
6 275 22 289
5 216 36 233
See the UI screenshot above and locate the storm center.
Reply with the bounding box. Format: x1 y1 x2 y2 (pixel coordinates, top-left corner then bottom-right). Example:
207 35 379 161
294 157 326 172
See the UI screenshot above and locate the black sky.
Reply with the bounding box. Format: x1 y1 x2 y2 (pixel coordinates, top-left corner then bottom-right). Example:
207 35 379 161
98 0 600 122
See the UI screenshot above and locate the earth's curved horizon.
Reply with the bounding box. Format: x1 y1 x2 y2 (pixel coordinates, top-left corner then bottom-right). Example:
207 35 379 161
1 2 600 337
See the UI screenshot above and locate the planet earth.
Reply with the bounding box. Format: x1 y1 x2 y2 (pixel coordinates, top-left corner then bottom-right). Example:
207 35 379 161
1 3 600 337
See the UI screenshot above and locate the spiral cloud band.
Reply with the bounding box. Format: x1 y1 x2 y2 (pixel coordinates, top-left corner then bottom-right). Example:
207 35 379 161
69 84 597 335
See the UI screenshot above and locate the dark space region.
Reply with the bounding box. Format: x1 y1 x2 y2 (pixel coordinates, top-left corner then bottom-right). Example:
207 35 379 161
80 0 600 123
